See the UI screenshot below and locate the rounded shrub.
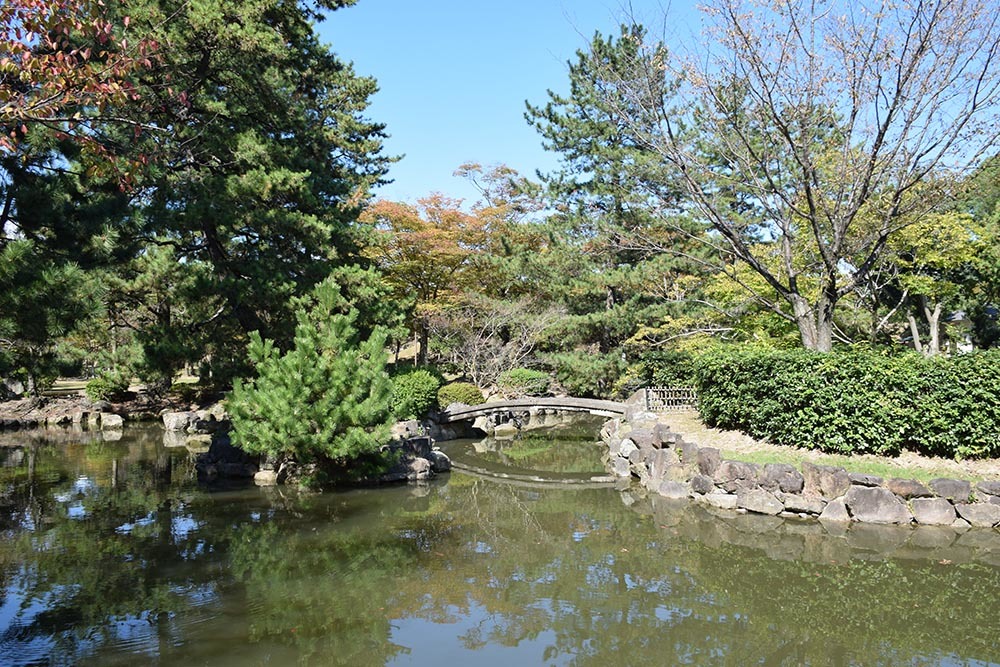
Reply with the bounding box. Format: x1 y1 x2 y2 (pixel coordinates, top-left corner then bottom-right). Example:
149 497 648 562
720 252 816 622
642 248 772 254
542 351 625 399
497 368 550 398
390 369 442 419
85 372 130 402
437 382 484 407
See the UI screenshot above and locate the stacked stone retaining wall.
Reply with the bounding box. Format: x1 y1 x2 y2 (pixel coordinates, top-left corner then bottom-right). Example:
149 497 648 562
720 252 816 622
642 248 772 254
602 412 1000 531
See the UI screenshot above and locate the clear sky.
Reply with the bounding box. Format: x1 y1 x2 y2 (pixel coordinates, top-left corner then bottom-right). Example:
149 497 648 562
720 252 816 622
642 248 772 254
317 0 701 207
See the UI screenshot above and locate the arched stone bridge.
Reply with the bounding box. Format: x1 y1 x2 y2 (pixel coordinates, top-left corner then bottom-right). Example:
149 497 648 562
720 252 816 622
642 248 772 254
438 397 627 424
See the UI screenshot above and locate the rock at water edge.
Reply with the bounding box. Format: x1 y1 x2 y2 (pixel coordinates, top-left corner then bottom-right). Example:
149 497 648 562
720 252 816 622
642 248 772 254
910 497 957 526
845 486 912 524
738 488 784 516
955 503 1000 528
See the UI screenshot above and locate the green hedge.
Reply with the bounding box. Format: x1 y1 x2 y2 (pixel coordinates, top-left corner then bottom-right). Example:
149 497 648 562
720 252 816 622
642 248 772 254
85 372 130 402
390 369 442 420
634 350 698 387
693 347 1000 459
437 382 485 407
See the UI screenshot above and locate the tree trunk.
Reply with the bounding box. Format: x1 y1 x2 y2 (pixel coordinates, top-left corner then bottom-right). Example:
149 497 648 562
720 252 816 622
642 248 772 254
791 293 834 353
923 299 943 356
416 317 429 366
908 313 924 354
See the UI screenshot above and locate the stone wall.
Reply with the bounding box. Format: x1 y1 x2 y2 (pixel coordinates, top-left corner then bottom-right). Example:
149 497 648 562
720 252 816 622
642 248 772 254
602 412 1000 530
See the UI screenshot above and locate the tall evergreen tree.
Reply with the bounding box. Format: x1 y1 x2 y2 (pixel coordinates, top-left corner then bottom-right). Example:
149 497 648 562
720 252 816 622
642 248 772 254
525 26 711 357
117 0 394 384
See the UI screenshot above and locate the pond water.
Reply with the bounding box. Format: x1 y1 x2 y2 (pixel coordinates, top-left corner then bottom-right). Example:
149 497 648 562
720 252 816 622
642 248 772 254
1 424 999 666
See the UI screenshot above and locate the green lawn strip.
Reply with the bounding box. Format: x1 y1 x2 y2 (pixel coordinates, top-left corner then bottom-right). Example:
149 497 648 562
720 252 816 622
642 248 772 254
717 448 984 485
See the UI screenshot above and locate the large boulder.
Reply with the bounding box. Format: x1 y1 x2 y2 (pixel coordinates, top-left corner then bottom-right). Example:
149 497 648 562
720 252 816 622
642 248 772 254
884 478 932 499
647 448 681 483
677 440 700 467
929 478 972 503
690 474 715 495
99 413 124 430
427 449 452 473
713 460 759 493
618 438 639 460
737 488 784 516
391 420 422 439
163 411 196 431
955 503 1000 528
628 427 659 449
610 456 631 478
254 470 279 486
848 472 883 487
818 498 850 523
801 463 851 498
781 494 826 515
845 486 912 524
700 492 739 510
910 497 957 526
760 463 804 494
493 422 519 439
697 447 721 476
977 480 1000 497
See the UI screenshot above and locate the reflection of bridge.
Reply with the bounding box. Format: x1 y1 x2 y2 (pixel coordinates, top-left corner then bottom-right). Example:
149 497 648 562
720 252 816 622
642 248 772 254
438 397 627 424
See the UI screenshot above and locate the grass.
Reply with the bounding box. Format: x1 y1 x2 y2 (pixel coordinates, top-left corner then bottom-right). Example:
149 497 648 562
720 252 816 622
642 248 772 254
665 411 997 485
716 448 984 485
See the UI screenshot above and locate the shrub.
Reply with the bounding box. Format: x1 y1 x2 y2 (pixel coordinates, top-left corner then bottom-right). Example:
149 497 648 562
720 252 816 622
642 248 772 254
390 369 442 419
693 347 1000 459
541 351 625 399
437 382 484 407
85 372 130 402
497 368 550 397
636 349 698 387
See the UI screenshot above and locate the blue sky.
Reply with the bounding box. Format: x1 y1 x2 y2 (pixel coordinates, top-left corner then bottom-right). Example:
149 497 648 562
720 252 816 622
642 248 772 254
318 1 702 206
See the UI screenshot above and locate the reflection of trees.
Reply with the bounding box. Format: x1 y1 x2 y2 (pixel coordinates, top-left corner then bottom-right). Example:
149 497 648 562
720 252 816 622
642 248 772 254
471 434 605 474
0 427 211 665
345 475 1000 666
1 432 999 666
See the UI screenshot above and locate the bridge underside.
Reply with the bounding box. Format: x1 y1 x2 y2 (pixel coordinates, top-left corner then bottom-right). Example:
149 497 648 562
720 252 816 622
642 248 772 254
438 397 626 424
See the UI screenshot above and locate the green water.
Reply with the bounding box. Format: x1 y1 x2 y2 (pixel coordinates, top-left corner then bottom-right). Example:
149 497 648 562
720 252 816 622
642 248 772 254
440 415 609 480
1 424 999 666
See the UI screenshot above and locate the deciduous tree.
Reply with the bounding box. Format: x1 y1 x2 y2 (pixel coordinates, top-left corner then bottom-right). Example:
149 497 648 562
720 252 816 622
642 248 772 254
597 0 1000 351
360 195 482 364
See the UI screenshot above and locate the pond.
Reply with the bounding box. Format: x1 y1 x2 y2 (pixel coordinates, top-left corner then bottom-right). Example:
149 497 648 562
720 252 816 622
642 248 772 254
1 424 999 666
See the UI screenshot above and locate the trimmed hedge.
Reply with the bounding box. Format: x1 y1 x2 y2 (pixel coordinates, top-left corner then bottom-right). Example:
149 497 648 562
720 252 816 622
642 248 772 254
437 382 485 407
85 372 130 402
694 347 1000 459
390 369 442 420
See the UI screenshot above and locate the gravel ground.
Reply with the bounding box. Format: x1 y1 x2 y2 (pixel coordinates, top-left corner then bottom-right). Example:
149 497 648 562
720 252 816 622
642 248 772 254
661 409 1000 482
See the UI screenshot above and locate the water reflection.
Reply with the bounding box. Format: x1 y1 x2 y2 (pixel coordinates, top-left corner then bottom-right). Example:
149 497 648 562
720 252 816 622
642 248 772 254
441 415 609 480
0 425 997 666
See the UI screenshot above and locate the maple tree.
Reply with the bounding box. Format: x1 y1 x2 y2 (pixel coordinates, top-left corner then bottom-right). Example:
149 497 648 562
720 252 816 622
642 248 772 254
360 195 484 364
0 0 158 178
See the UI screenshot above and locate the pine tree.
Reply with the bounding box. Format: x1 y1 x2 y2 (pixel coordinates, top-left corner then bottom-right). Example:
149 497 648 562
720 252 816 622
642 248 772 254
115 0 394 382
524 26 712 356
227 278 393 472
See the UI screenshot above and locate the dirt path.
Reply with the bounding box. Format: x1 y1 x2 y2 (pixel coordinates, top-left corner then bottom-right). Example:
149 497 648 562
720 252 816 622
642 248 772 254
660 409 1000 483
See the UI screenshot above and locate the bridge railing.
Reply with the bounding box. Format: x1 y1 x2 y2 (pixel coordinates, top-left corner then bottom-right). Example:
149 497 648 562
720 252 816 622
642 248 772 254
642 387 697 412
